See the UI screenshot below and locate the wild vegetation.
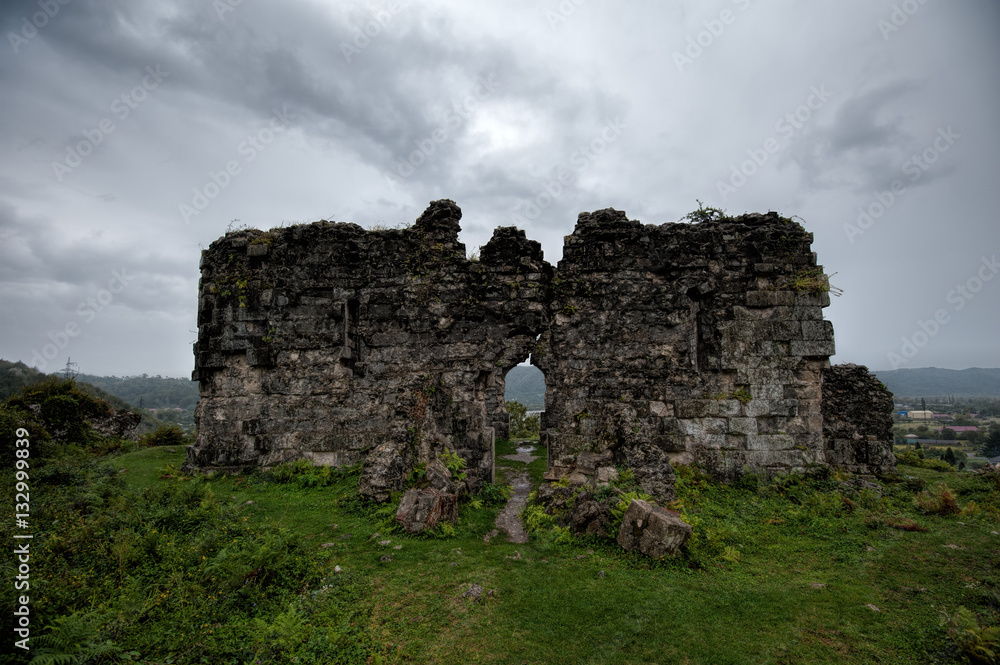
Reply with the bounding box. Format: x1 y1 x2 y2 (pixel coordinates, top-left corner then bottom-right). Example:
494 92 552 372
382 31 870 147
3 381 1000 664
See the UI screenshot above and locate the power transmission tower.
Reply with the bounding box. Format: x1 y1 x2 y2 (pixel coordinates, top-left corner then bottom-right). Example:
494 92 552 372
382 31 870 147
63 357 78 379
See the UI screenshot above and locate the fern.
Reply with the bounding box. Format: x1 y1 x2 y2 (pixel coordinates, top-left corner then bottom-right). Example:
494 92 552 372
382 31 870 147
941 606 1000 664
30 613 119 665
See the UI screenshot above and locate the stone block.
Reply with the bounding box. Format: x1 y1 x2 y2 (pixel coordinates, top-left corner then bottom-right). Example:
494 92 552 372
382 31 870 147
676 400 712 418
395 489 457 534
649 400 673 417
801 320 835 341
790 340 836 358
746 290 797 307
617 499 692 558
728 417 757 436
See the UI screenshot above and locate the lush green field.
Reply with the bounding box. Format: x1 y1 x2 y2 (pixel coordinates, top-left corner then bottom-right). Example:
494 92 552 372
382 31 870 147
6 435 999 665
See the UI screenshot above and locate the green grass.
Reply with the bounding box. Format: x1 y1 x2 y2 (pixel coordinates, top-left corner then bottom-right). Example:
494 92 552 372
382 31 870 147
6 444 1000 664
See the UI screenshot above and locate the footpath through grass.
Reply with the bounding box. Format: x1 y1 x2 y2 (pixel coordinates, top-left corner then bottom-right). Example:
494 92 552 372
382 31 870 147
4 442 1000 664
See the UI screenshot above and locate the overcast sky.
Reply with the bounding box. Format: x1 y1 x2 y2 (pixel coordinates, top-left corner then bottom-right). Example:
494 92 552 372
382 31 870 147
1 0 998 379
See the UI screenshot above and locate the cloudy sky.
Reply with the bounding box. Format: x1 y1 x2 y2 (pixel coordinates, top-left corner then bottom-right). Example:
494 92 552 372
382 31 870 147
1 0 998 379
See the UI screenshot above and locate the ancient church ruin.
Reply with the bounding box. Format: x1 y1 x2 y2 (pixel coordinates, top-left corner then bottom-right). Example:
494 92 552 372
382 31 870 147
185 200 896 501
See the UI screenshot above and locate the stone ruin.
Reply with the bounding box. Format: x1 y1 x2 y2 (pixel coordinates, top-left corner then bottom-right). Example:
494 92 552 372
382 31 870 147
184 199 896 503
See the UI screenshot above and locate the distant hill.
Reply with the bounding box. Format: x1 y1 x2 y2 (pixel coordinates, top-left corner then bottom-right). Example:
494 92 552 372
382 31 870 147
871 367 1000 399
0 358 134 413
505 365 546 411
76 373 200 410
1 358 192 432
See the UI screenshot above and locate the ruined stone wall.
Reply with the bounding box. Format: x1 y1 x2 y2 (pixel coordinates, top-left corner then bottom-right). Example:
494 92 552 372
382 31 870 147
821 363 897 475
535 208 837 495
186 200 550 490
186 200 894 500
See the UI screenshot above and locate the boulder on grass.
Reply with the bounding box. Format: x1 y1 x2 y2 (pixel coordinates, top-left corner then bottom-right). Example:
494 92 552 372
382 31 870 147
617 498 691 558
395 488 457 534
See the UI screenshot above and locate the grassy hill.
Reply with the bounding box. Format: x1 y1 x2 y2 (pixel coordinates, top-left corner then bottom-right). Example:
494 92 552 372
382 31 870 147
873 367 1000 399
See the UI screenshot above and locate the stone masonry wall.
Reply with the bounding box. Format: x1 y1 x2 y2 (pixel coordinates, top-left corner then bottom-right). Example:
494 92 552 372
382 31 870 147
536 208 838 495
821 363 897 475
186 200 550 491
186 200 894 500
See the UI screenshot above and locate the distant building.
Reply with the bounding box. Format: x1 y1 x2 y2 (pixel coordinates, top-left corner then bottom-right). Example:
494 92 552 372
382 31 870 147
906 410 934 420
932 413 950 420
938 426 979 433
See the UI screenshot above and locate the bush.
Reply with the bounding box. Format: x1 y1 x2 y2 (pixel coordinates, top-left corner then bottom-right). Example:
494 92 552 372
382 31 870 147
141 424 189 447
914 483 961 516
897 449 954 471
477 482 512 507
0 403 52 465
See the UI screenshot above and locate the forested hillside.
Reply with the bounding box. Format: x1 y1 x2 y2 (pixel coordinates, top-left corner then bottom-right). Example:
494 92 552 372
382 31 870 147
873 367 1000 398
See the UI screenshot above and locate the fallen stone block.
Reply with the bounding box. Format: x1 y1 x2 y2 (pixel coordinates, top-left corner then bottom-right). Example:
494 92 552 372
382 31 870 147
395 488 457 534
617 498 692 558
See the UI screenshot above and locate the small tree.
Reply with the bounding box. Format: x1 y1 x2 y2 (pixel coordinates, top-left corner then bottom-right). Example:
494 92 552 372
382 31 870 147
943 447 956 466
982 425 1000 458
505 400 528 438
940 427 957 441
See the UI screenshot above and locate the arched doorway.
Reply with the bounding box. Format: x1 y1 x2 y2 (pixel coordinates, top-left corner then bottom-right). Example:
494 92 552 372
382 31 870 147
490 361 546 484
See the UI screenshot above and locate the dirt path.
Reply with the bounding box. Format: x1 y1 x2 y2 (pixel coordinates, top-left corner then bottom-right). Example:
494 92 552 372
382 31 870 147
494 442 537 544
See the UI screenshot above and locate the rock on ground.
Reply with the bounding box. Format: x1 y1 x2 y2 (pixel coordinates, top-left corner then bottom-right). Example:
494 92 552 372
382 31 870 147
617 498 692 558
395 488 457 534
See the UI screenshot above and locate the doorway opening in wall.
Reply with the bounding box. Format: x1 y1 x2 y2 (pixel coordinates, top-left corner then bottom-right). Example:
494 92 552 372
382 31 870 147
493 360 547 491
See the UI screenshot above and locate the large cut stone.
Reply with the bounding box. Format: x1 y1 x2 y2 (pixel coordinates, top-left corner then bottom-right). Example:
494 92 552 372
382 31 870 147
395 488 458 534
617 498 692 557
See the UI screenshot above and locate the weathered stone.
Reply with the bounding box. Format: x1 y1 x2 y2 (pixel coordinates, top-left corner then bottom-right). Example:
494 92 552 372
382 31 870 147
425 459 455 494
622 440 677 503
394 488 457 533
822 364 897 476
534 483 576 513
617 498 692 558
596 466 619 485
186 201 893 494
358 442 411 503
569 499 613 536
